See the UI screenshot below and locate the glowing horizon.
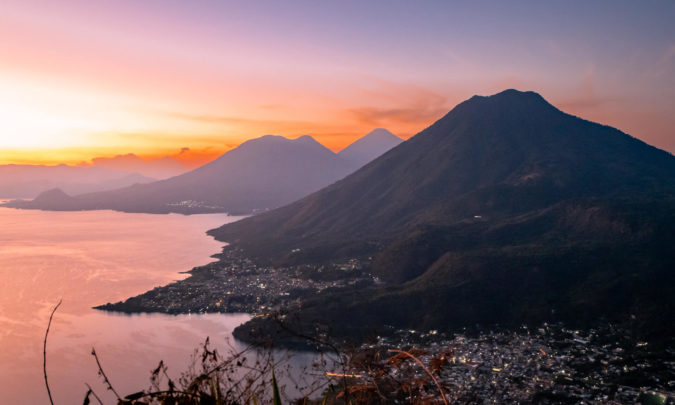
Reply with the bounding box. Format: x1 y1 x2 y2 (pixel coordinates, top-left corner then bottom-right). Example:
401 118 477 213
1 0 673 166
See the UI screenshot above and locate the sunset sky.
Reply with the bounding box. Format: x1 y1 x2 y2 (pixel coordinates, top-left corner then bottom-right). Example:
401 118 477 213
1 0 673 167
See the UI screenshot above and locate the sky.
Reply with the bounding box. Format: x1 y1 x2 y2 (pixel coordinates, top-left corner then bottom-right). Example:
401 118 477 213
0 0 673 166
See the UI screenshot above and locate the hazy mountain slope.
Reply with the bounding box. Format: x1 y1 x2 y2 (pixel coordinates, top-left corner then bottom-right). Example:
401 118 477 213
0 164 155 198
4 130 402 214
337 128 402 168
140 134 353 213
89 153 187 179
15 135 352 214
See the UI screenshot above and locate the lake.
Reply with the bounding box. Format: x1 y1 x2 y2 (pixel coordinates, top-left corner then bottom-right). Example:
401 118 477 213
0 207 321 404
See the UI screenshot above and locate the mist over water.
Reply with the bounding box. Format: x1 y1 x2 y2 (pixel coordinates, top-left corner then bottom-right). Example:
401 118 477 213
0 208 263 404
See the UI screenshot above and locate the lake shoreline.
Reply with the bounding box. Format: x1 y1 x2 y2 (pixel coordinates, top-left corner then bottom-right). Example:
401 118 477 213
94 246 375 317
0 208 252 404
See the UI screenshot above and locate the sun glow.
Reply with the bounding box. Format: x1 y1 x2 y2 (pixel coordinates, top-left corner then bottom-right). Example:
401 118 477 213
0 103 95 149
1 0 673 167
0 73 232 165
0 85 92 148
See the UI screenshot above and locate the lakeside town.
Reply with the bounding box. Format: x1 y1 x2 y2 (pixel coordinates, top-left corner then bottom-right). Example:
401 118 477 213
96 249 675 403
96 248 375 314
326 323 675 403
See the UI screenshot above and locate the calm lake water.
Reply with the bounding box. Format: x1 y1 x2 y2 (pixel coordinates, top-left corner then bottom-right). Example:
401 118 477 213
0 207 320 404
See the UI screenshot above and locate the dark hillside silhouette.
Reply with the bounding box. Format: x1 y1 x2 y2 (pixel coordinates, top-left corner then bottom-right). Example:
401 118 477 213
207 90 675 340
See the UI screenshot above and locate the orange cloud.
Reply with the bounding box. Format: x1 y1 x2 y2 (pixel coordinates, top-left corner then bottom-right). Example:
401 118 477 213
345 105 448 135
167 147 227 169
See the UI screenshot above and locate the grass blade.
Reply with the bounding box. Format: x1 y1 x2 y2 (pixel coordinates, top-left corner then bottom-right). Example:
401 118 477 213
272 370 282 405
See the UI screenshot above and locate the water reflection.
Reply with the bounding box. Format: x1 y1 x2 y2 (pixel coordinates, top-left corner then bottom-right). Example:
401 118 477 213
0 208 321 404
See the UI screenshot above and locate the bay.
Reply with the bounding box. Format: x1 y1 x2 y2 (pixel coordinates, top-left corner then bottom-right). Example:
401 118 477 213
0 207 320 404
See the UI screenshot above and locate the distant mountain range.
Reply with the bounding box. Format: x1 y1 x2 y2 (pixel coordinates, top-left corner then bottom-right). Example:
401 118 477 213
0 164 155 199
3 130 402 214
207 90 675 342
85 153 188 179
337 128 402 167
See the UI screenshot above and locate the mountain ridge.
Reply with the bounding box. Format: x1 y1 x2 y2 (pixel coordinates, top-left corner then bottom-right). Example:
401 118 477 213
210 89 675 262
0 164 155 199
204 89 674 341
3 130 402 214
338 128 403 168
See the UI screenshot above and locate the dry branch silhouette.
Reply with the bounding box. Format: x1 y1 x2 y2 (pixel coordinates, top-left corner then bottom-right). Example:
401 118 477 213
43 299 62 405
